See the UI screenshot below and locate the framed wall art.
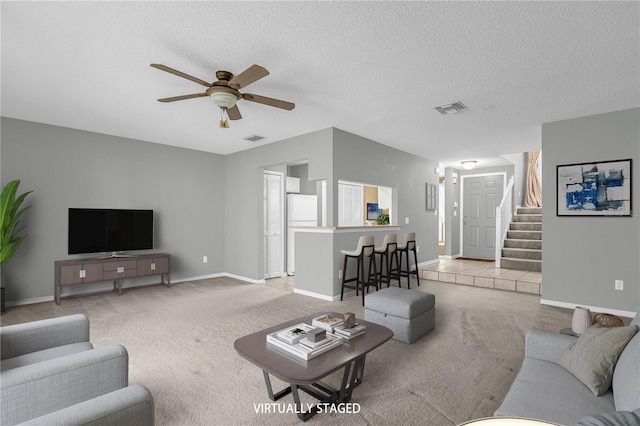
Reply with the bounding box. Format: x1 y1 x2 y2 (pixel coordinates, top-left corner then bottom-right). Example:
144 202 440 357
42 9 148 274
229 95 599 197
557 159 632 216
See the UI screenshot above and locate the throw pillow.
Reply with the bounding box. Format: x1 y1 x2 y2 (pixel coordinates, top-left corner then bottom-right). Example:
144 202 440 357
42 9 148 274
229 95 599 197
560 324 639 396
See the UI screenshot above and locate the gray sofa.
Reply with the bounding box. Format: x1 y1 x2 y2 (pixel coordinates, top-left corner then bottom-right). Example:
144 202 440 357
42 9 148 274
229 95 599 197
1 314 154 425
495 314 639 425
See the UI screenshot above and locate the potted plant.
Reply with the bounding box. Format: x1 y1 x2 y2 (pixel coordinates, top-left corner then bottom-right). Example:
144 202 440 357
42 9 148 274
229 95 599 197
377 213 389 225
1 180 32 314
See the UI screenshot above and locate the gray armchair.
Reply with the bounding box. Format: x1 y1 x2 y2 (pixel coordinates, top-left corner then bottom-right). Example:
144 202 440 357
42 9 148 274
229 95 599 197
1 314 154 425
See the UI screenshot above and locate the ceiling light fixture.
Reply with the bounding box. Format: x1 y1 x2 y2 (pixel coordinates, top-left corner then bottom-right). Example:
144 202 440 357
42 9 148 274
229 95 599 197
461 160 477 170
210 91 240 128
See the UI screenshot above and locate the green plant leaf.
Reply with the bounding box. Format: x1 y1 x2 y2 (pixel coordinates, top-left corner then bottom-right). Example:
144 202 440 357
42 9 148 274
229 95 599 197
0 180 19 231
0 179 32 266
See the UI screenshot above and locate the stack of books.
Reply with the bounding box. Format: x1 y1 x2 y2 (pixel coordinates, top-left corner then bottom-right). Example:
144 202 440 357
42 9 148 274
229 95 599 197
333 323 367 340
266 323 342 360
311 314 344 331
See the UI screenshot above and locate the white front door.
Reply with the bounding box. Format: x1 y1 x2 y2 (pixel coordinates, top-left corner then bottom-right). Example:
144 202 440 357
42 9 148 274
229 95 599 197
462 174 504 259
264 171 284 278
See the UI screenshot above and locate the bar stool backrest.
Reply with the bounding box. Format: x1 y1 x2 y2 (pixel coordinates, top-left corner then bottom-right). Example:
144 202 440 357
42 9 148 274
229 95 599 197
356 235 375 257
381 234 398 253
399 232 416 250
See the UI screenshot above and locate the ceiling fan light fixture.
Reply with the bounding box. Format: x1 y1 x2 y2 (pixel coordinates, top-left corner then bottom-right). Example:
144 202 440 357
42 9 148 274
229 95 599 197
210 91 238 109
461 160 477 170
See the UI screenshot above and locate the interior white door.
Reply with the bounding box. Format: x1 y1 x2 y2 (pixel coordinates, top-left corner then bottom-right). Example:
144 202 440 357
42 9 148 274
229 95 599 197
462 174 504 259
264 172 283 279
338 182 363 226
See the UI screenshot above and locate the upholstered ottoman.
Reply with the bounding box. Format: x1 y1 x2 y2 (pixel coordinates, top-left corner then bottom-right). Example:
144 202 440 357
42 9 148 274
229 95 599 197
365 287 435 343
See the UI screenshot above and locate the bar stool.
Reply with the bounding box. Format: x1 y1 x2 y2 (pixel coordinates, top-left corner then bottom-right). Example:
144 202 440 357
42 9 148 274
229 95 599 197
397 232 420 289
340 235 378 306
374 234 400 288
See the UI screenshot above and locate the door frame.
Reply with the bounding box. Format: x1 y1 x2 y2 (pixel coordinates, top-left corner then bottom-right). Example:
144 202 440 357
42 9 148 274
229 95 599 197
263 170 286 279
459 172 507 259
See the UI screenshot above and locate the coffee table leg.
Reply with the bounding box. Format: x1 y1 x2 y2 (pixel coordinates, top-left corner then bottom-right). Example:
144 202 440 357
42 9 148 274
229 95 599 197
291 384 319 422
263 371 292 401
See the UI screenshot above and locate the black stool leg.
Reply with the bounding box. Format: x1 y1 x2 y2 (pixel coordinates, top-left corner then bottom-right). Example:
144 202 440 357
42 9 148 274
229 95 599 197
390 249 400 287
340 254 349 301
413 247 420 287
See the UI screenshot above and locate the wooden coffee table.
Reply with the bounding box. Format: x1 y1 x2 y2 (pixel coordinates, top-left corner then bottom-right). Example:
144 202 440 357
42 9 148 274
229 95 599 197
234 312 393 421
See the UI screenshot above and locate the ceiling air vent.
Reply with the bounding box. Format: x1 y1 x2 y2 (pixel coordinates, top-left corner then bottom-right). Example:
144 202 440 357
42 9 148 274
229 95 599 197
435 102 468 115
243 135 265 142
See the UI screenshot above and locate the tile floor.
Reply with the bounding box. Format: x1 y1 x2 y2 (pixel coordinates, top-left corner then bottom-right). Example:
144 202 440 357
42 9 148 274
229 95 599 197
420 258 541 295
266 258 541 295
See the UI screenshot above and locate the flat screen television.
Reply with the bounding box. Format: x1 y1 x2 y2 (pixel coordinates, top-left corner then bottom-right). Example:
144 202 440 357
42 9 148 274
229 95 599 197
366 203 380 220
68 208 154 255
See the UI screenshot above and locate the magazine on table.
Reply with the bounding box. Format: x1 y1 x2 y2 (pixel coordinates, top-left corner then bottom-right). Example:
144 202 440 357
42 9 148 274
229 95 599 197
311 314 344 331
266 323 343 360
275 324 309 345
334 323 366 335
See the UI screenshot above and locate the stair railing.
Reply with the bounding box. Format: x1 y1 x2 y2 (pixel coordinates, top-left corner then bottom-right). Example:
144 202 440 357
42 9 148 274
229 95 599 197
495 176 515 268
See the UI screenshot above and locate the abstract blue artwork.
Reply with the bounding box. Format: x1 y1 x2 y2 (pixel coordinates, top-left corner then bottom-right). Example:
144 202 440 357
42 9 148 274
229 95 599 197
557 159 632 216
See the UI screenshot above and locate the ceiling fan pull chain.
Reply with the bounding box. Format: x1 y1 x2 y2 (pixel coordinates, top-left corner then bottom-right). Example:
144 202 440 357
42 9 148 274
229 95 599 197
219 108 230 128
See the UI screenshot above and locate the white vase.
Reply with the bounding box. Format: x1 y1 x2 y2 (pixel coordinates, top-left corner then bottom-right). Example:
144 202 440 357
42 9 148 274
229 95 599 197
572 306 592 335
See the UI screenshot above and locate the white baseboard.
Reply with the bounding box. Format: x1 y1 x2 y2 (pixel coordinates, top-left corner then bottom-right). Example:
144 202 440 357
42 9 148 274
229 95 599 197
293 288 336 301
419 259 439 267
540 299 637 319
439 254 461 260
5 272 266 308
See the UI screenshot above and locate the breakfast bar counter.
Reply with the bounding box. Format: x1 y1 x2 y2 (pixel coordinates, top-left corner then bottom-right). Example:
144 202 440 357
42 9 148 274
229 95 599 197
291 226 402 300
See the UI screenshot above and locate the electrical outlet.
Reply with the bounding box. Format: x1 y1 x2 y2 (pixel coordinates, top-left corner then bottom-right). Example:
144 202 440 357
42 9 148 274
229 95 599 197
338 270 342 279
417 246 420 253
615 280 623 291
203 256 208 264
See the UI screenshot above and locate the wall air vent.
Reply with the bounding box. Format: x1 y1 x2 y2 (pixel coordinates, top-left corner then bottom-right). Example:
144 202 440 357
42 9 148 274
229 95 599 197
435 102 468 115
243 135 265 142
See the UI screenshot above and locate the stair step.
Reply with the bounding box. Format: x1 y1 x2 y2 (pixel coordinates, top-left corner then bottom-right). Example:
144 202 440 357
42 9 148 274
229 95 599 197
510 222 542 231
501 257 542 272
504 239 542 250
517 207 542 215
502 247 542 260
514 214 542 223
507 230 542 240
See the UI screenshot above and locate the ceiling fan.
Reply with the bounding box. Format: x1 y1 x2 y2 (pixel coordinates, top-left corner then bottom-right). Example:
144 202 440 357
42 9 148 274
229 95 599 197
150 63 295 128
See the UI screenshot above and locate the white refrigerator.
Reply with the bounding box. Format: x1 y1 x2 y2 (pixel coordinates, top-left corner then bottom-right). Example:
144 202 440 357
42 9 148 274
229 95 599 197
287 194 318 275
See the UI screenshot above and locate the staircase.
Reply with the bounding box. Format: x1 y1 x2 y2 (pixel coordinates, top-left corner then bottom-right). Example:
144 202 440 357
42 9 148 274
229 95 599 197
501 207 542 272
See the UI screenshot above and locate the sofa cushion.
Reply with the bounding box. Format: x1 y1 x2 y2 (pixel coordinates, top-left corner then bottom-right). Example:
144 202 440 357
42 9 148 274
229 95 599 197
495 358 615 425
572 408 640 426
612 315 640 411
0 342 93 371
559 324 638 396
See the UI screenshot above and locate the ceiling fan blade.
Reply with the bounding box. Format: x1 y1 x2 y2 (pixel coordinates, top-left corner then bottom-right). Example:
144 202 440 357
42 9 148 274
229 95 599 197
150 64 211 88
243 93 295 110
228 65 269 89
227 105 242 120
157 93 207 103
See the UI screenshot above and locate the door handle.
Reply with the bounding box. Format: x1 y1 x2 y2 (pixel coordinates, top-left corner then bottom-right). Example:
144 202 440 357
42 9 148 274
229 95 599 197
463 216 468 225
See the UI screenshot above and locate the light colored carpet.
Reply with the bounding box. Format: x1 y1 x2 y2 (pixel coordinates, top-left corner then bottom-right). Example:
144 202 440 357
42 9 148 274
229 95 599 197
1 277 574 425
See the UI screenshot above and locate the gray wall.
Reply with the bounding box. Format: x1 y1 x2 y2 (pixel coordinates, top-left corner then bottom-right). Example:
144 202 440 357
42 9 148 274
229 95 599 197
288 164 316 195
224 128 334 280
541 108 639 314
443 167 461 257
331 128 440 263
224 127 440 282
502 152 527 207
1 118 226 303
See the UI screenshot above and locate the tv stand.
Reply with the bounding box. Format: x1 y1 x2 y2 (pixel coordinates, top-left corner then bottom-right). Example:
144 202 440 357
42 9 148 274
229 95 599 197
54 253 170 304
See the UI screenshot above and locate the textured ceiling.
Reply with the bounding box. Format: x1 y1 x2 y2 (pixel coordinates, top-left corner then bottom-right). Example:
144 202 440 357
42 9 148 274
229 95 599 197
2 1 638 168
